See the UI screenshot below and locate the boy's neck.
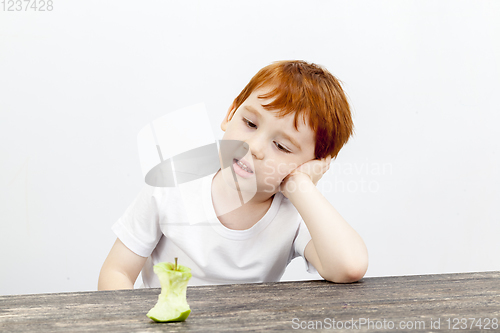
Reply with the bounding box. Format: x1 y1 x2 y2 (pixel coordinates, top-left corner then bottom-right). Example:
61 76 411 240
211 169 274 230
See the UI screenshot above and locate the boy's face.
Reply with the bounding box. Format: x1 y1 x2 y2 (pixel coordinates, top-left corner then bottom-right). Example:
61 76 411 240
220 86 316 196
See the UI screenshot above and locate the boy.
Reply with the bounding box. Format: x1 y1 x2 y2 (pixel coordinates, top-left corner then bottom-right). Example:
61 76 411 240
98 60 368 290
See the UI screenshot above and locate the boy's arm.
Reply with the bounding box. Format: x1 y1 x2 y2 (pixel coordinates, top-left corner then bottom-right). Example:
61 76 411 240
98 238 148 290
281 158 368 283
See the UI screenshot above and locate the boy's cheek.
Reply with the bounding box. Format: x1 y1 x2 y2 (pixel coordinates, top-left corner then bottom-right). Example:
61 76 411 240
259 161 298 182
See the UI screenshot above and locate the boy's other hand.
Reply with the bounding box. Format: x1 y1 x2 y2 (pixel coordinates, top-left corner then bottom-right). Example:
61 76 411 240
279 156 332 199
98 238 147 291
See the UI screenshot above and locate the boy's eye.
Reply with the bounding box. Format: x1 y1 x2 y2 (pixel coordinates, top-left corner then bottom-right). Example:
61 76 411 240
275 142 292 154
242 117 291 153
243 118 257 128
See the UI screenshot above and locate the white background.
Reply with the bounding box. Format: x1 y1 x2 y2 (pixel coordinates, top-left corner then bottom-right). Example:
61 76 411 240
1 0 499 295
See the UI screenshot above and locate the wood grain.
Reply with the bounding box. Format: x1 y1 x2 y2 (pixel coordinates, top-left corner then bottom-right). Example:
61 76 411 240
1 271 499 332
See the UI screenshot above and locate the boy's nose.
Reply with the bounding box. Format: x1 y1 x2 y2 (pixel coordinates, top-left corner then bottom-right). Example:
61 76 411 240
247 137 265 160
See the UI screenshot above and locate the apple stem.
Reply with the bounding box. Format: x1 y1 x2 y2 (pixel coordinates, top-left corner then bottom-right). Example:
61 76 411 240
174 257 178 271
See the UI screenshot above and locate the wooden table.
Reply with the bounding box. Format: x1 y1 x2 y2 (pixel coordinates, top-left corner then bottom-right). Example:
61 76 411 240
1 271 499 332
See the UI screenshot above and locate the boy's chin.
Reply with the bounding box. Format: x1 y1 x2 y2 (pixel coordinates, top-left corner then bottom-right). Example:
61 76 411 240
220 170 280 199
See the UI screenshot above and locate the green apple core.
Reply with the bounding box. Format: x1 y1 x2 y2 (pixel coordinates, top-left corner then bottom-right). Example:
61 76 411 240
147 259 192 322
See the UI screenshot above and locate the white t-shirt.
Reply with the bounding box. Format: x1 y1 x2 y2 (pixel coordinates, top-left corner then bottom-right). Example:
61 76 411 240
112 172 318 287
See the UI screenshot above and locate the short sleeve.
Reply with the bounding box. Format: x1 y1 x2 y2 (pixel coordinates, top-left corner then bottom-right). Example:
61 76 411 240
111 184 163 257
293 219 319 274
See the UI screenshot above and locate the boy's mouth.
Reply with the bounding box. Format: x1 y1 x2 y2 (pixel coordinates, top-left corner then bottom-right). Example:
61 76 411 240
232 158 254 176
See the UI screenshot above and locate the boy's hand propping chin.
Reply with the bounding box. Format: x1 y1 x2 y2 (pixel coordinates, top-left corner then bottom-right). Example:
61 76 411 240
279 156 332 199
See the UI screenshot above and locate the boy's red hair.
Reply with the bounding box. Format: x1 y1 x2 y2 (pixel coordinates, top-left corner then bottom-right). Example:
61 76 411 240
229 60 353 159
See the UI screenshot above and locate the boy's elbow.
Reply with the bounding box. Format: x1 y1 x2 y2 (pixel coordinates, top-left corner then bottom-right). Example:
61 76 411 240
342 264 367 283
322 260 368 283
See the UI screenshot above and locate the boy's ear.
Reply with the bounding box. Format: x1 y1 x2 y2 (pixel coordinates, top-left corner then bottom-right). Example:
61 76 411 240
221 102 236 132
